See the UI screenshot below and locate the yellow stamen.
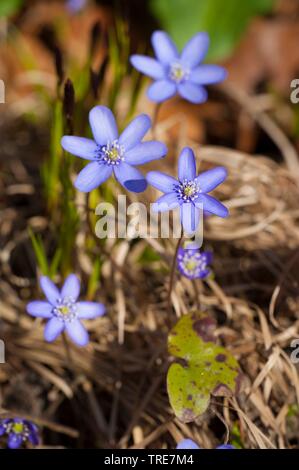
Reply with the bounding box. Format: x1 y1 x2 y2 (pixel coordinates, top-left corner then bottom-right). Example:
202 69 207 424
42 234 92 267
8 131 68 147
184 185 196 197
12 423 24 434
185 260 197 271
58 306 70 316
107 148 119 161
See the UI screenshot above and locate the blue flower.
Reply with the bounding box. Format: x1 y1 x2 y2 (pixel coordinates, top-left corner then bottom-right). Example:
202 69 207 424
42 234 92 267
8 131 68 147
61 106 167 193
131 31 227 104
177 246 212 280
177 439 200 450
147 147 228 234
177 439 235 449
217 444 235 449
26 274 105 347
0 418 39 449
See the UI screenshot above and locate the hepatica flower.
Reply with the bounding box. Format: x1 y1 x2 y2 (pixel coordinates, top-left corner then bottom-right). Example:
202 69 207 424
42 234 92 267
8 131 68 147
177 246 212 280
26 274 105 346
177 439 235 449
0 418 39 449
131 31 227 104
147 147 228 234
61 106 167 193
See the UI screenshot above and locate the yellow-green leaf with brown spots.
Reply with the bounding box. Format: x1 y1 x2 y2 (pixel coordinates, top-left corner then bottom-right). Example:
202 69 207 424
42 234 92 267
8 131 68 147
167 313 243 423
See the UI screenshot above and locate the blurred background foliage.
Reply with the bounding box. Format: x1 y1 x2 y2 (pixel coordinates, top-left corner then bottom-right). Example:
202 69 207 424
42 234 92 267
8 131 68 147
150 0 275 60
0 0 23 17
1 0 276 61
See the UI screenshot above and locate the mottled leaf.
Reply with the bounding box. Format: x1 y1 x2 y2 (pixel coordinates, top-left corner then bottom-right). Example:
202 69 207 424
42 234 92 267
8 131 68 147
167 312 242 422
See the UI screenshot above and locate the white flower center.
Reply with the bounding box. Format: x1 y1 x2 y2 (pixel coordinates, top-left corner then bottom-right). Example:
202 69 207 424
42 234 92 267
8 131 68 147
4 421 30 440
175 179 201 202
178 251 207 277
97 140 125 166
53 297 77 322
169 62 190 83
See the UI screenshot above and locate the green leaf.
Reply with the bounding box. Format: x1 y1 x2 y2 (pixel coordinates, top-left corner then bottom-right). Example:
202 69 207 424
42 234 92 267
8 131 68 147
0 0 23 17
231 422 244 449
49 248 62 278
167 312 242 422
150 0 274 60
28 229 49 276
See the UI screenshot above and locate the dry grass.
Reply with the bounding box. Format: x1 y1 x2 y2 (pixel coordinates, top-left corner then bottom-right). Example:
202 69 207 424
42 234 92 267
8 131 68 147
1 98 299 449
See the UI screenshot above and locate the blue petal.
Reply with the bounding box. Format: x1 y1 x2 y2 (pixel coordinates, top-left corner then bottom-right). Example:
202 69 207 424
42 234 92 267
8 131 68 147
0 421 8 436
125 141 167 165
89 106 118 146
119 114 151 151
76 302 106 319
196 194 228 218
26 301 53 318
196 166 227 193
178 147 196 181
147 80 176 102
114 162 147 193
146 171 177 193
204 251 213 265
178 82 208 104
217 444 235 449
181 32 210 68
27 422 39 446
189 65 227 85
75 162 112 192
152 192 179 212
44 318 64 342
199 269 210 279
65 320 89 346
177 439 200 450
130 55 165 79
40 276 60 305
8 433 23 449
180 202 200 234
61 274 80 301
28 430 39 446
61 136 97 160
151 30 179 65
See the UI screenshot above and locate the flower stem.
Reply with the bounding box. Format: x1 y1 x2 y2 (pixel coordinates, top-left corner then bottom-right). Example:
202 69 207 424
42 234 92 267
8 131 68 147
167 234 183 316
193 279 201 310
